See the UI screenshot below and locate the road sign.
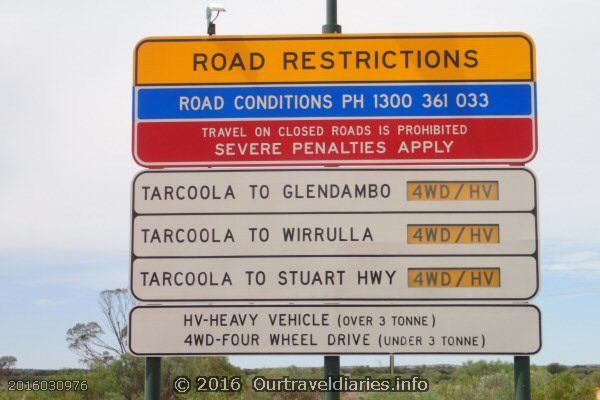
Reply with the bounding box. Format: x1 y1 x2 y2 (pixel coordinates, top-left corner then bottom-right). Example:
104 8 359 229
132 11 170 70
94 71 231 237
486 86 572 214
132 34 537 167
128 304 542 356
132 168 536 213
132 256 537 301
133 213 535 257
130 168 538 301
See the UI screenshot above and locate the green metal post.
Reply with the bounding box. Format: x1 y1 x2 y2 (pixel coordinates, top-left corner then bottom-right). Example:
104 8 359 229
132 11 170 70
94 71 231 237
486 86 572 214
322 0 341 33
324 355 340 400
322 2 341 399
514 356 531 400
145 357 162 400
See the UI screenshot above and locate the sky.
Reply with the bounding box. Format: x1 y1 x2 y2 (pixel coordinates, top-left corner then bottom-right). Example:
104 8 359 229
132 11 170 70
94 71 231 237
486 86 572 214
1 0 599 369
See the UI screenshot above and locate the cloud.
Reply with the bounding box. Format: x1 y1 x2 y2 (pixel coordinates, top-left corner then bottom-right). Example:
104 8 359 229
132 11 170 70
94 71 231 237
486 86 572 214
34 298 67 307
544 247 600 276
543 288 600 298
0 250 129 292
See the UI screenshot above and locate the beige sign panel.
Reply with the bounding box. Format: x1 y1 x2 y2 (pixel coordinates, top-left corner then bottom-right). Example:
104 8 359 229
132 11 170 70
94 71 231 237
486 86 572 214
132 213 536 257
131 256 538 301
129 305 542 356
133 168 536 214
130 168 538 301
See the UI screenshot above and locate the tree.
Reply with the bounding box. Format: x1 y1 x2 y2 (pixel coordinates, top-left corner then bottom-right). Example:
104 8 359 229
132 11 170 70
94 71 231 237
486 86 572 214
66 288 135 367
66 322 119 367
99 288 133 355
546 363 568 375
541 371 596 400
0 355 17 375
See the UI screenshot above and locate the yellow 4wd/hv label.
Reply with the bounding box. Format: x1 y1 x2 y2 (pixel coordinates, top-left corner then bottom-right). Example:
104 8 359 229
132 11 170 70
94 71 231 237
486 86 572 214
407 224 500 244
407 181 499 201
408 268 501 288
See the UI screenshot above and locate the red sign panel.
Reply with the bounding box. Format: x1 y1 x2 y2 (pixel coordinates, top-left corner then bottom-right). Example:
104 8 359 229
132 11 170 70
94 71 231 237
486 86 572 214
135 118 535 166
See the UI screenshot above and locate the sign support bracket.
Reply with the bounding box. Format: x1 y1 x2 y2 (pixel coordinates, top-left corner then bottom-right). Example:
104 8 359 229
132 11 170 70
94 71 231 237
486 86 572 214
322 1 341 400
514 356 531 400
513 159 532 400
324 355 341 400
322 0 341 34
145 356 161 400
